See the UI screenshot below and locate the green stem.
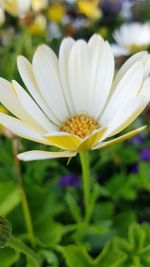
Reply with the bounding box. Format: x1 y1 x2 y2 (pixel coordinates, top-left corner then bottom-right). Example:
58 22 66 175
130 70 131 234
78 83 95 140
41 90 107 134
79 151 91 223
7 236 39 267
12 137 35 247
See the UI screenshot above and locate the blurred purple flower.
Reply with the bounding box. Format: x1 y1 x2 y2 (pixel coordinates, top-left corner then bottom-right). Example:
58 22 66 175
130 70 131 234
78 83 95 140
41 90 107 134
132 134 144 144
101 0 124 14
128 164 139 174
126 133 144 145
59 173 81 187
140 149 150 162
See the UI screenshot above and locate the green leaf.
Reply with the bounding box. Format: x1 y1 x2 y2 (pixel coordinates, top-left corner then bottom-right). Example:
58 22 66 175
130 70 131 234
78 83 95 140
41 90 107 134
94 240 127 267
65 193 82 223
128 223 146 252
59 245 92 267
0 181 20 216
59 243 126 267
0 247 19 267
137 163 150 191
36 218 63 247
39 249 58 266
111 223 150 267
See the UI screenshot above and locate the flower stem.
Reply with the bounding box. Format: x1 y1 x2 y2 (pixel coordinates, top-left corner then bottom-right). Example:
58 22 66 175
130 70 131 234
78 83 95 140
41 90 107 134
79 151 91 223
12 137 35 247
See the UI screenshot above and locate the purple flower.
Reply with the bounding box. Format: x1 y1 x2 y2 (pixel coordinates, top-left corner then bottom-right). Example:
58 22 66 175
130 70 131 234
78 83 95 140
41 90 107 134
101 0 124 14
128 164 139 174
59 173 80 188
126 133 144 145
140 149 150 162
132 134 144 144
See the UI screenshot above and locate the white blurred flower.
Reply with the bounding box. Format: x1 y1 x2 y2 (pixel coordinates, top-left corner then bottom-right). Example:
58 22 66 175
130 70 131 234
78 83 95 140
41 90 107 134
48 22 62 41
31 0 48 12
0 6 5 25
0 0 31 18
28 14 47 36
120 0 133 20
0 34 149 161
112 22 150 57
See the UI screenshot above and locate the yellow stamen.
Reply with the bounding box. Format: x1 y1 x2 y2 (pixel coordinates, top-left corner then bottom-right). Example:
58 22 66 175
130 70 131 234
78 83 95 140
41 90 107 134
60 114 99 138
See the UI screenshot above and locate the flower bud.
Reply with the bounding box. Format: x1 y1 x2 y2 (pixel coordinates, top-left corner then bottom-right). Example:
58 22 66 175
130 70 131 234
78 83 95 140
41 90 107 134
0 217 12 248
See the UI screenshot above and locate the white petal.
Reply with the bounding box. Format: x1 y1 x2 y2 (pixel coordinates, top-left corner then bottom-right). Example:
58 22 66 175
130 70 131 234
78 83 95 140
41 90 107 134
88 35 115 118
102 96 147 139
111 44 129 57
144 54 150 78
59 37 76 114
68 40 90 113
92 125 147 150
139 77 150 103
12 80 56 132
112 51 148 89
0 113 49 144
17 56 59 125
100 61 144 125
17 0 30 16
0 77 45 131
17 150 77 161
32 44 68 122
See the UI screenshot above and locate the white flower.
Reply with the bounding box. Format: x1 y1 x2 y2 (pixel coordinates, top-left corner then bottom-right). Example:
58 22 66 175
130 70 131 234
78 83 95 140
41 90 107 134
112 22 150 57
31 0 48 12
0 34 149 161
0 6 5 25
0 0 31 18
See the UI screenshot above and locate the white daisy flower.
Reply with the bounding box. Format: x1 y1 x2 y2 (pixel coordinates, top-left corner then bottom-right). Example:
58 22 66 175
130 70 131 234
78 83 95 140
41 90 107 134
0 34 149 161
112 22 150 57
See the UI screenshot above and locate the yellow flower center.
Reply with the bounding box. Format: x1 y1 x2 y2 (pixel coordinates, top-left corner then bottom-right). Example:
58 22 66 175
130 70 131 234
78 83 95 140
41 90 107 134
60 114 99 138
128 44 148 54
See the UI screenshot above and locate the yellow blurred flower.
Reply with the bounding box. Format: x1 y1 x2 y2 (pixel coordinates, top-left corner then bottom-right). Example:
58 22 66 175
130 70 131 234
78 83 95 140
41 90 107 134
28 14 46 36
47 3 65 23
31 0 48 12
98 26 109 38
77 0 101 20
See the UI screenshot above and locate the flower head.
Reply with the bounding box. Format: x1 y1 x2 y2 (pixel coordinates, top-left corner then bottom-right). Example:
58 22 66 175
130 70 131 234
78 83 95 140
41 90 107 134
0 34 149 161
59 173 80 188
0 217 12 248
101 0 123 15
140 148 150 162
0 6 5 25
0 0 31 18
128 164 139 174
28 14 47 36
47 3 65 23
31 0 48 12
77 0 101 20
112 22 150 57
